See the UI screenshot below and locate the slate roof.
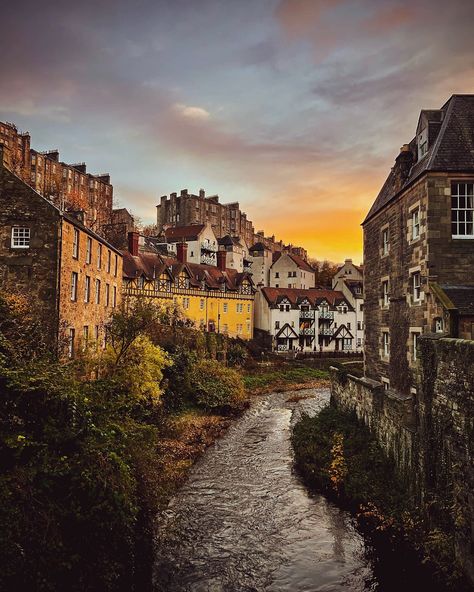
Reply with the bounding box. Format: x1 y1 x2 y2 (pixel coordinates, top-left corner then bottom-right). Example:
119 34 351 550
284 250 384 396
272 251 315 273
164 224 205 242
344 279 364 299
249 241 269 252
439 285 474 315
260 287 353 310
364 95 474 224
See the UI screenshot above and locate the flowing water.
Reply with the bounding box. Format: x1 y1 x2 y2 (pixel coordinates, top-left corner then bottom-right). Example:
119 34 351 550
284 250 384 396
152 388 435 592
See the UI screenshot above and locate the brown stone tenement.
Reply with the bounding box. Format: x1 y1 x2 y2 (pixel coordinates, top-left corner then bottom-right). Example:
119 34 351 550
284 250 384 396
331 335 474 585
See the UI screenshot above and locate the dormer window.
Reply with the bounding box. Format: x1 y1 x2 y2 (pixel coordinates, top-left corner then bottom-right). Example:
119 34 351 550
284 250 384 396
417 127 429 160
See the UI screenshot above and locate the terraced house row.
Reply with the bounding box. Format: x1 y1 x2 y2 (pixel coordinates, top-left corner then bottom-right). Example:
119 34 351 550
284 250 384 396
123 234 255 339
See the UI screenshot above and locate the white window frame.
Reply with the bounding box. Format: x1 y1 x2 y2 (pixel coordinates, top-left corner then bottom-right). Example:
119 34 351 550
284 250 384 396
72 228 79 259
11 226 30 249
71 272 78 301
68 328 75 359
382 227 389 256
382 331 390 358
451 182 474 239
411 208 420 240
382 280 389 307
86 237 92 264
412 272 421 303
97 244 102 269
95 279 101 304
84 276 91 303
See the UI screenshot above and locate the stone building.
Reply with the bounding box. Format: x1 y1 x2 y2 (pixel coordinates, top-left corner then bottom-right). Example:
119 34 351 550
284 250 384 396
363 94 474 395
0 121 114 234
156 188 308 258
254 287 358 352
123 232 255 339
0 148 122 357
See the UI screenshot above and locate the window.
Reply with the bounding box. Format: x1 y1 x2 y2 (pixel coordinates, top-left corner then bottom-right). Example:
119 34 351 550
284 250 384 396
382 331 390 357
105 283 110 307
347 322 351 330
137 276 144 289
247 304 251 313
97 244 102 269
68 328 75 359
382 280 389 307
84 276 91 303
95 325 100 343
83 326 89 350
275 321 280 329
382 378 390 391
86 237 92 264
451 182 474 238
72 228 79 259
411 208 420 240
114 254 118 277
71 272 78 301
223 303 228 313
412 272 421 303
107 250 111 273
412 332 419 361
223 324 228 333
200 299 205 310
112 286 117 308
275 272 279 278
11 227 30 249
288 271 292 277
382 228 389 255
95 279 101 304
357 321 362 331
434 317 444 333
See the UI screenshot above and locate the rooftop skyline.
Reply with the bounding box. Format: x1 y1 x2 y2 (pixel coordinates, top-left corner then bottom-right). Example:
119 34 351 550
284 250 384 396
2 0 474 262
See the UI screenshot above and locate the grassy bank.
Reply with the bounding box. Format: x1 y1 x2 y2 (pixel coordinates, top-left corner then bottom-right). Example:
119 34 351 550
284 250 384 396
292 405 471 591
242 363 330 395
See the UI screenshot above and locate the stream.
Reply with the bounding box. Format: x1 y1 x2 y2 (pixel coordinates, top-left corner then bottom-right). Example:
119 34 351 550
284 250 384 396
153 388 439 591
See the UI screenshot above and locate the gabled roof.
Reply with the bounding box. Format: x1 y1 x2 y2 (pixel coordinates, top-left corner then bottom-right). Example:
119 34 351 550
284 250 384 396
272 251 315 273
275 323 299 339
344 279 364 299
122 249 254 292
364 95 474 224
333 324 354 339
261 287 353 309
164 224 205 242
249 241 270 252
433 284 474 315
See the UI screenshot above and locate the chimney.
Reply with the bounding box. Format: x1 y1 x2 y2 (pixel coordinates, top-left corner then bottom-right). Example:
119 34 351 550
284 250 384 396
170 192 177 199
128 231 139 257
177 242 188 263
199 189 205 198
180 188 188 196
217 250 226 271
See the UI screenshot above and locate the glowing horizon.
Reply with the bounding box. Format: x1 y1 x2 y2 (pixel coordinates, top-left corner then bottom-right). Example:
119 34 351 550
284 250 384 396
2 0 474 262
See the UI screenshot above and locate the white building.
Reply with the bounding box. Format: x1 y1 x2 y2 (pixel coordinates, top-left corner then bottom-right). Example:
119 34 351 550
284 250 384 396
332 259 364 349
269 252 316 289
248 242 273 287
218 235 252 273
164 221 219 266
255 287 360 353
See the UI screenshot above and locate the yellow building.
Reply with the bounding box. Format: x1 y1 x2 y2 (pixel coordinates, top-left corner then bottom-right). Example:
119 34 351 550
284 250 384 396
122 234 255 339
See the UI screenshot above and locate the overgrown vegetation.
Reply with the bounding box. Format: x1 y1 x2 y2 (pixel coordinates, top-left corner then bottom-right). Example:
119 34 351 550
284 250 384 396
0 293 246 591
292 405 471 591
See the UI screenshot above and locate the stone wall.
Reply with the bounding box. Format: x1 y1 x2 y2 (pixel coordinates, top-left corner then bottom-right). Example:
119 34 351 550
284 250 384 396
331 335 474 584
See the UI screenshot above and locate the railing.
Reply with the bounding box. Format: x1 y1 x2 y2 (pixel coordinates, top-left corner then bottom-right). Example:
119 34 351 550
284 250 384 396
201 240 218 252
123 286 254 300
319 327 334 336
319 311 334 319
200 254 216 265
277 344 289 351
243 263 252 272
299 310 314 319
300 327 315 336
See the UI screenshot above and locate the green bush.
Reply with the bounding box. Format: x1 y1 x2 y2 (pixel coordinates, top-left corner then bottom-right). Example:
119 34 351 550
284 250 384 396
191 359 246 412
227 343 248 367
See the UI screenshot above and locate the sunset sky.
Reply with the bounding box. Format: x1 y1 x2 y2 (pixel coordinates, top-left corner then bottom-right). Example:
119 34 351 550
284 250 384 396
1 0 474 262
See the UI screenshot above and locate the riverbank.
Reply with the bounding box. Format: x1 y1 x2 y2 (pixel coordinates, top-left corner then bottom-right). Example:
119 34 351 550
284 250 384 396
292 405 472 591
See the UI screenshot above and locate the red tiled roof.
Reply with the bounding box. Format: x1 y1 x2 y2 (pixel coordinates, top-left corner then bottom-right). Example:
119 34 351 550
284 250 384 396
260 287 352 309
164 224 205 242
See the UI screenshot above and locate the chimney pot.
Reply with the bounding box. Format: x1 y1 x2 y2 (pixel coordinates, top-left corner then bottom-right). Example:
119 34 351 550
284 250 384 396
177 242 188 263
180 189 188 196
128 231 139 257
217 250 226 271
